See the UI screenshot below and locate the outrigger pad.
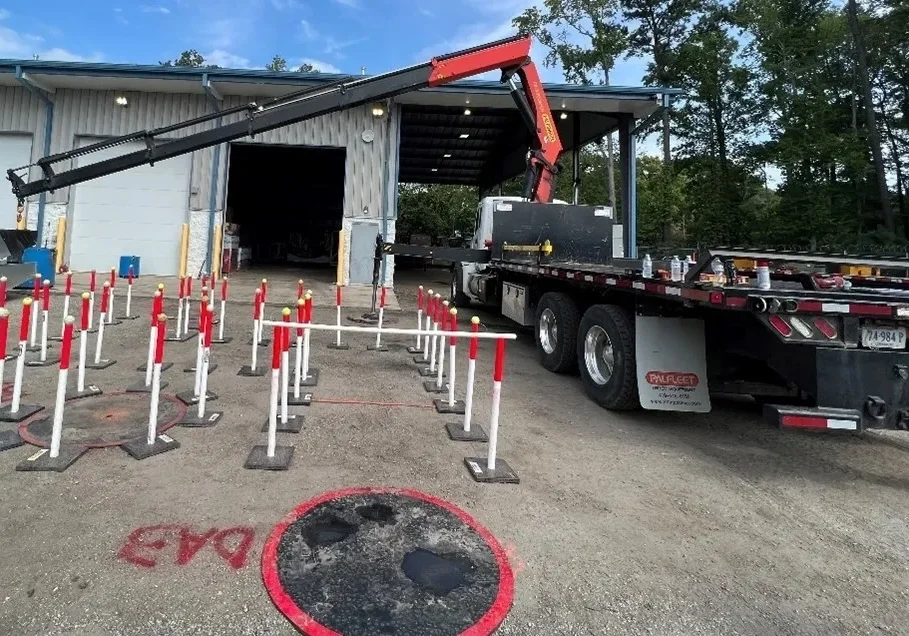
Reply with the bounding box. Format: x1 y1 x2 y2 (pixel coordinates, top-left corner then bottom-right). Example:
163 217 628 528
434 398 466 415
445 421 488 442
121 433 180 460
16 446 87 472
136 362 174 372
286 391 313 406
85 359 117 370
183 363 218 375
0 428 25 451
262 415 303 433
0 403 44 423
327 343 350 350
178 411 223 428
25 356 60 367
423 380 448 394
464 457 520 484
244 444 293 470
65 385 104 401
237 365 267 377
125 380 169 393
175 390 218 406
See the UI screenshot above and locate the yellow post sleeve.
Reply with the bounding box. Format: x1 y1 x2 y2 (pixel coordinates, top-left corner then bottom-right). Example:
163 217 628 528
179 223 190 279
54 217 66 272
15 202 26 230
336 229 347 286
212 224 223 281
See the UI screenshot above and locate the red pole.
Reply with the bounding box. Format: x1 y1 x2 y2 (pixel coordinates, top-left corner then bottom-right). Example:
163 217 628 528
296 298 305 337
261 278 268 303
305 294 313 323
297 279 304 300
81 293 90 331
42 280 50 312
90 270 96 293
32 274 40 301
0 276 7 308
221 277 229 301
19 298 32 343
336 284 342 307
65 271 72 296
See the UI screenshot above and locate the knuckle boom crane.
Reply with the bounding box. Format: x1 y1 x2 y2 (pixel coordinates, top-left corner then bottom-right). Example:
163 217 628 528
6 34 562 204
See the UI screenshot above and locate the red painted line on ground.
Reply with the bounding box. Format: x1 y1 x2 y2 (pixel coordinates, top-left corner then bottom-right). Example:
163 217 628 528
309 397 435 409
261 486 515 636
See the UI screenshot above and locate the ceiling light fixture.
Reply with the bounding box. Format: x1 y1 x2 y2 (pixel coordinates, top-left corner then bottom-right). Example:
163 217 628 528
431 168 438 172
560 112 568 120
443 153 452 158
459 133 469 139
463 108 472 116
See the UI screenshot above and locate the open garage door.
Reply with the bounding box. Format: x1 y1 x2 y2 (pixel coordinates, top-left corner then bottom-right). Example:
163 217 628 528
69 137 191 275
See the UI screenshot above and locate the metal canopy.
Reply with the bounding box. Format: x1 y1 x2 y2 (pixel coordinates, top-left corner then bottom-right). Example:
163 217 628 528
398 105 619 188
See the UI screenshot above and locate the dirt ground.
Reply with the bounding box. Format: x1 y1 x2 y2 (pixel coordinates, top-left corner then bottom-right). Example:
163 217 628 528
1 266 908 636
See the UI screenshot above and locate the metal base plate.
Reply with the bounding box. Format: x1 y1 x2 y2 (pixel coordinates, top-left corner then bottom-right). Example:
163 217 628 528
0 403 44 423
164 331 195 342
366 344 389 351
184 363 218 374
464 457 520 484
122 433 180 459
211 337 233 344
125 380 169 393
175 390 218 406
104 319 123 327
298 368 319 387
423 380 448 393
445 421 488 442
178 411 223 427
262 415 303 433
26 356 60 367
136 362 174 372
49 332 81 342
0 428 25 451
286 392 313 406
237 365 267 377
434 398 466 414
327 343 350 350
85 359 117 370
248 338 271 347
16 446 87 472
65 385 104 401
408 347 425 355
116 314 140 321
244 444 293 470
419 367 444 378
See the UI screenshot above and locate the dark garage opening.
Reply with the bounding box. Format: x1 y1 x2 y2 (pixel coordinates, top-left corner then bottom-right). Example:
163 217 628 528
225 143 346 270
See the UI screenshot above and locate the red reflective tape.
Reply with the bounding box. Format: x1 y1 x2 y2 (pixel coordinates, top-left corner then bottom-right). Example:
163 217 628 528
305 296 313 323
440 306 448 332
336 284 342 306
178 276 185 299
493 338 505 382
221 277 228 301
417 286 424 309
296 301 305 336
0 313 8 354
19 300 31 342
59 321 74 370
297 280 304 299
725 296 747 308
781 414 830 429
204 309 214 348
152 292 163 319
380 285 386 308
154 316 167 364
199 298 208 331
110 268 116 288
260 279 267 303
271 326 282 370
32 275 40 299
202 274 208 289
449 311 458 346
850 303 893 316
90 270 96 292
100 284 110 313
469 320 479 359
798 300 823 313
42 281 50 311
81 294 90 331
283 311 291 352
254 291 262 319
0 277 6 307
128 266 134 285
186 276 192 296
65 272 72 295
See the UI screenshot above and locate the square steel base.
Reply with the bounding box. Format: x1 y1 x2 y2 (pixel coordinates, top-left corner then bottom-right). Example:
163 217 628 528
0 403 45 423
297 368 319 387
183 363 218 374
104 319 123 327
434 398 466 414
116 314 140 321
121 434 180 459
125 380 168 393
49 332 80 342
445 421 488 442
419 367 444 378
248 338 271 347
237 365 267 377
26 356 60 367
366 344 389 352
211 337 233 344
85 359 116 370
262 414 303 433
164 332 195 342
327 343 350 350
137 362 174 373
244 444 293 470
464 457 520 484
0 428 25 451
175 390 218 406
408 347 425 355
286 392 313 406
178 411 223 427
423 380 448 393
16 446 87 472
65 385 103 401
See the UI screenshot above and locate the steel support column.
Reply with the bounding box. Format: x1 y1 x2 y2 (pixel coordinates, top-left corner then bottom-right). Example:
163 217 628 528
203 74 223 276
619 114 637 258
15 66 54 245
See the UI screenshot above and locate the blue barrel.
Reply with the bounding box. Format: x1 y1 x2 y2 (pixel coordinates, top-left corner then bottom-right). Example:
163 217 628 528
21 247 55 287
119 255 140 278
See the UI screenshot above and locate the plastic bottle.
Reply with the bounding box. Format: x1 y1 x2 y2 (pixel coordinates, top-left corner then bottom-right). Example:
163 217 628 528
756 259 771 290
683 255 695 278
710 257 724 276
642 253 653 279
670 256 682 282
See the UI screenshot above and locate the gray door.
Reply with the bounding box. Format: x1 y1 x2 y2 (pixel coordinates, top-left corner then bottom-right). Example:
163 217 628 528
349 222 378 284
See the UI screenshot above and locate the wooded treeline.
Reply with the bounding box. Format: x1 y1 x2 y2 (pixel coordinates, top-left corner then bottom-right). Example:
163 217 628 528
399 0 909 251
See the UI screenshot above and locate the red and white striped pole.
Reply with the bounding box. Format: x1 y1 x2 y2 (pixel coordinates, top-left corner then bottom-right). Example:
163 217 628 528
415 286 424 351
144 292 163 387
0 275 7 309
107 267 117 324
124 265 135 318
0 308 8 409
251 290 261 369
434 300 450 391
446 307 458 406
9 298 32 416
261 278 268 304
419 289 433 362
183 275 193 334
487 339 505 471
428 294 439 371
88 269 96 330
59 271 73 337
29 273 40 348
328 283 348 349
76 292 90 394
38 279 51 363
369 285 388 351
301 292 315 384
48 316 75 459
196 309 214 420
201 273 209 289
147 313 167 444
280 308 292 425
217 277 229 341
297 279 304 301
266 324 281 457
293 298 304 397
463 317 480 433
258 279 267 344
93 282 110 365
192 295 208 398
175 276 185 338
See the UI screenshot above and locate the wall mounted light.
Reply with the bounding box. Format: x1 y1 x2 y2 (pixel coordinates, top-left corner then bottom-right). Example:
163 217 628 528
463 108 472 116
371 103 385 117
560 111 568 120
115 96 129 107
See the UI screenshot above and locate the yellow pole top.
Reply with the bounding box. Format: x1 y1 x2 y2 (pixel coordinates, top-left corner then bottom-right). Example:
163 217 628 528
282 307 291 316
450 307 457 316
157 313 168 322
297 298 305 306
157 283 165 291
305 292 312 300
22 297 32 305
471 316 480 325
81 291 90 300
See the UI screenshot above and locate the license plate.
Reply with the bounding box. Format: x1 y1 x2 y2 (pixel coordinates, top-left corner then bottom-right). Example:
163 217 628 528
861 325 907 349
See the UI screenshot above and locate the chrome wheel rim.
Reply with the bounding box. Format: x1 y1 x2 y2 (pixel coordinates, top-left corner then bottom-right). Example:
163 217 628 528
539 308 558 354
584 325 615 385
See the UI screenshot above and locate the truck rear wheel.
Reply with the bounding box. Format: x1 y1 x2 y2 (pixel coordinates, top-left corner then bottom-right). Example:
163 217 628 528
534 292 579 373
577 304 640 410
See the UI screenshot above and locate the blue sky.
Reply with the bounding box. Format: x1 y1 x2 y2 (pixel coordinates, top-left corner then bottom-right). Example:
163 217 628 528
0 0 649 86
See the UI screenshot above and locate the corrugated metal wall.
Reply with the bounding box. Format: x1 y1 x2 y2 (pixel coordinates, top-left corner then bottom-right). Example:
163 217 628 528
0 86 48 178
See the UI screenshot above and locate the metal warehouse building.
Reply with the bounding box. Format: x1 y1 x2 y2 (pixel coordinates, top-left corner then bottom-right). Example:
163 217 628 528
0 59 670 287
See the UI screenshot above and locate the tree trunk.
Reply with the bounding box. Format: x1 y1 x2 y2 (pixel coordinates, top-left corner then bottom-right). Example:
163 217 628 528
846 0 894 232
662 109 671 163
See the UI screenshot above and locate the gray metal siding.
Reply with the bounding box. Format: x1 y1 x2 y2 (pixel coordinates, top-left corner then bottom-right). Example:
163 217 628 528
0 86 49 180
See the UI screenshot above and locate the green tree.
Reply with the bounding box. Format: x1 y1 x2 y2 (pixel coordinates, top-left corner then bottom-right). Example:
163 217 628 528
266 55 287 72
297 63 317 72
159 49 207 67
396 184 477 244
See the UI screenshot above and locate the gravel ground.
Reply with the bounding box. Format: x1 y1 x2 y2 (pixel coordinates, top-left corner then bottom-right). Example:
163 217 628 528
0 267 908 636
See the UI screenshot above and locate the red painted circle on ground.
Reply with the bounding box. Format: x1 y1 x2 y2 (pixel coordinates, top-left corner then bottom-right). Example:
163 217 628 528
261 486 515 635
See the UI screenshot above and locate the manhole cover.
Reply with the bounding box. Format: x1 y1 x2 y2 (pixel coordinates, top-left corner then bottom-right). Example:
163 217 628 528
262 487 514 635
18 391 185 448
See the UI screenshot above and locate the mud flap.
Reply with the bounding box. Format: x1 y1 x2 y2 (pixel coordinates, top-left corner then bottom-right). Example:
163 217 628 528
635 315 711 413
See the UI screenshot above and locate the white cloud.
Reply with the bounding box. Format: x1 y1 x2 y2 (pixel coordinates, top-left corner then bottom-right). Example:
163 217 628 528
300 19 317 41
333 0 359 6
322 35 365 58
271 0 303 9
0 9 10 20
141 5 171 14
204 49 253 68
38 47 104 62
0 22 102 61
294 57 341 73
418 8 434 16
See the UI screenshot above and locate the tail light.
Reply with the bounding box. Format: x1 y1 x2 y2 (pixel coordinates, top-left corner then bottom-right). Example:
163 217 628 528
484 240 493 248
769 314 792 337
813 317 837 339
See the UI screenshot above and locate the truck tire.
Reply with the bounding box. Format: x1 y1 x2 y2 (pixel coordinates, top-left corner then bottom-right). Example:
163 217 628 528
576 304 640 410
450 266 471 307
534 292 579 373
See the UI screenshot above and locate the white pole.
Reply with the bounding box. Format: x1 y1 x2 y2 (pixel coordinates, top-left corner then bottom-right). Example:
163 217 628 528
29 287 38 348
148 363 161 445
39 309 48 362
197 346 210 418
218 299 226 340
422 313 432 360
145 325 156 386
302 294 312 382
77 331 87 392
193 326 204 396
175 297 184 338
125 278 133 318
415 286 424 350
335 305 342 347
280 348 289 424
463 358 476 432
250 320 259 372
436 301 448 389
10 341 25 413
374 306 384 349
60 295 70 338
107 270 116 324
447 311 457 406
88 290 95 330
94 316 105 364
429 319 438 372
293 333 303 398
416 309 423 349
183 296 191 334
49 365 68 459
487 380 501 471
266 368 279 457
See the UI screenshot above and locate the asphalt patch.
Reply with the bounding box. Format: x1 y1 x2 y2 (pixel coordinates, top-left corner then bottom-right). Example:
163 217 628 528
262 487 514 635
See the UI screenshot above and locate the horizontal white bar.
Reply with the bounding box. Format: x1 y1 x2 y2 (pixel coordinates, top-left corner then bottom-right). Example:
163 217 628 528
260 320 518 341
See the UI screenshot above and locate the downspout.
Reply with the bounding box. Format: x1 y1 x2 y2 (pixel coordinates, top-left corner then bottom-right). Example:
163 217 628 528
379 98 395 285
203 73 223 276
15 66 54 246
